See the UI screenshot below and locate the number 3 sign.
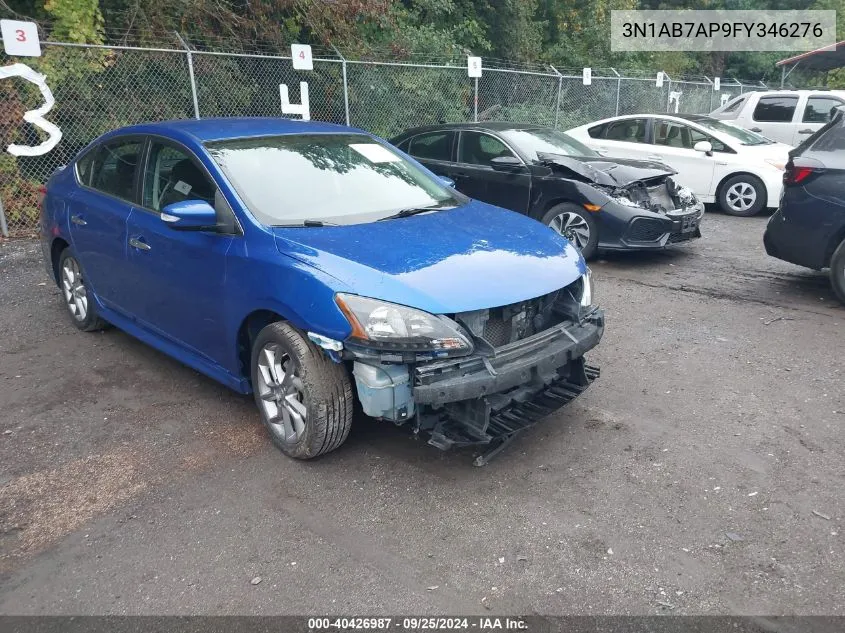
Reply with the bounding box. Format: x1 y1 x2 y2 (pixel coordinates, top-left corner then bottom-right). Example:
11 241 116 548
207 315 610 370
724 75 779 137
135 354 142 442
1 20 42 57
0 63 63 156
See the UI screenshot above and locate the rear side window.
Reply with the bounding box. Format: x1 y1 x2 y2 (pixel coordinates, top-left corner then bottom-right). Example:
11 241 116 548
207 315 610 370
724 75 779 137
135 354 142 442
458 132 516 165
408 131 454 161
88 140 143 201
803 97 844 123
587 123 607 138
75 151 96 186
604 118 648 143
752 96 798 122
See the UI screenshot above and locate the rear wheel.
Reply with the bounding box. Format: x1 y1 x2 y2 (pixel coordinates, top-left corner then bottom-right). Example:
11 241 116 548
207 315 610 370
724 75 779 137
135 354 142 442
718 174 766 217
251 322 353 459
540 202 599 260
830 239 845 305
58 248 108 332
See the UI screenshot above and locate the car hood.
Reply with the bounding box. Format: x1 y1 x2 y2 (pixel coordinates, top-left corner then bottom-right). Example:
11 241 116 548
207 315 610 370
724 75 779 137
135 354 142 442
272 200 586 314
536 152 676 187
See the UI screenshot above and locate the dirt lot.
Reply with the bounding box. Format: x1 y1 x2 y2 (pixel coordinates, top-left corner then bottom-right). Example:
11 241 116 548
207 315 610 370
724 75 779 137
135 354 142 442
0 212 843 616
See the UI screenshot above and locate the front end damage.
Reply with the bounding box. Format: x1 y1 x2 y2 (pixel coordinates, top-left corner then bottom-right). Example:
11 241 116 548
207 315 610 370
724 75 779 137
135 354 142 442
538 152 705 248
329 276 604 464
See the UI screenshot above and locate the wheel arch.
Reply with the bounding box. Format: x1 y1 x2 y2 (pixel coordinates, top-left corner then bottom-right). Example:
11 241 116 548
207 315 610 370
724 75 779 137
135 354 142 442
50 237 70 286
824 224 845 268
715 171 768 208
235 309 287 386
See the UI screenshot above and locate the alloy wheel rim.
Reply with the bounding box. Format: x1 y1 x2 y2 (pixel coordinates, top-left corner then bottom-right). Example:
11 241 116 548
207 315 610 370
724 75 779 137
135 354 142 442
550 212 590 250
255 343 307 443
61 257 88 322
726 182 756 212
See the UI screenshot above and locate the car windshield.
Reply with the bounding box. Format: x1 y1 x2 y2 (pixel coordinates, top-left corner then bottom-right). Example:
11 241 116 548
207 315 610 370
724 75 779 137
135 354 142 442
206 133 459 226
501 128 598 160
692 118 773 145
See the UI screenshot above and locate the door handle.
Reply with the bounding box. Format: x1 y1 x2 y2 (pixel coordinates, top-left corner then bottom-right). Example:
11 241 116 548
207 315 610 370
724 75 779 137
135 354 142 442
750 127 762 132
128 237 151 251
70 214 87 226
798 128 814 134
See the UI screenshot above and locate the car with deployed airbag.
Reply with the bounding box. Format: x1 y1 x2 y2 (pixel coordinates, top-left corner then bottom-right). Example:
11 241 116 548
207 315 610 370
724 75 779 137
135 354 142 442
40 118 603 464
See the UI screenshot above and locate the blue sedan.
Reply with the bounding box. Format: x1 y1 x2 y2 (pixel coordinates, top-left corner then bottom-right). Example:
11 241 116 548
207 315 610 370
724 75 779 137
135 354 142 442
41 118 604 462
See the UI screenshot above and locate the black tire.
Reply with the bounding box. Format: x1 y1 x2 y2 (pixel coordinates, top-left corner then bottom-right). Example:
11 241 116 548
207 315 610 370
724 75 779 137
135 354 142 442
538 202 599 260
830 239 845 305
718 174 766 217
250 321 353 460
57 247 108 332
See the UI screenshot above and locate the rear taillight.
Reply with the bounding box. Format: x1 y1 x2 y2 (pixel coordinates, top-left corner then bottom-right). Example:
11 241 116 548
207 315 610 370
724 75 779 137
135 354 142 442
783 157 825 186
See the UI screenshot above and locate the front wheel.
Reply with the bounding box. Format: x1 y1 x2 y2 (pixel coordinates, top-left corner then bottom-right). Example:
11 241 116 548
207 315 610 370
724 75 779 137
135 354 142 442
251 322 353 459
719 174 766 217
830 239 845 305
540 203 599 260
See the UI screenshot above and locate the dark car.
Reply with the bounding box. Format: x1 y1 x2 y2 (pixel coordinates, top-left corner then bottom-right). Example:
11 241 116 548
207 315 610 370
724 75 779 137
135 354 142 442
40 118 603 464
391 123 705 259
764 109 845 304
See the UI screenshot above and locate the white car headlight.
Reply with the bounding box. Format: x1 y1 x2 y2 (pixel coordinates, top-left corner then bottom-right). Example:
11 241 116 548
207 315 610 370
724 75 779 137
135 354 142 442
335 293 473 356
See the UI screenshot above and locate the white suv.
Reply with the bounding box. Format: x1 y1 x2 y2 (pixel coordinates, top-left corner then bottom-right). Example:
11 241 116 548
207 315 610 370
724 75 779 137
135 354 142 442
710 90 845 146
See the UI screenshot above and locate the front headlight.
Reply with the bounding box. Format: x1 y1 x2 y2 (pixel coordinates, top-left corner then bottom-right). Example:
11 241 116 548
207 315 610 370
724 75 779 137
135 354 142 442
335 293 473 356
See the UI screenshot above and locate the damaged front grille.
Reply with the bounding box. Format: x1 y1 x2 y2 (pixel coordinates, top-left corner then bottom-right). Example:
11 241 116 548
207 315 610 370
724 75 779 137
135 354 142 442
455 290 564 348
611 176 698 214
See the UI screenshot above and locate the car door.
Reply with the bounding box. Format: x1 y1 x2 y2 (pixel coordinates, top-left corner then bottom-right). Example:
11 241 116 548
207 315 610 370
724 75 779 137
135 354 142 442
650 118 717 198
402 130 458 182
67 137 143 313
792 95 845 146
590 117 653 162
453 130 531 213
748 94 799 144
123 138 236 366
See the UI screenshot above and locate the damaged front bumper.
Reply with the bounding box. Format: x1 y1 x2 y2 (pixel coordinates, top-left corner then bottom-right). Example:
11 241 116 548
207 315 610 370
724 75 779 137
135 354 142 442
413 309 604 458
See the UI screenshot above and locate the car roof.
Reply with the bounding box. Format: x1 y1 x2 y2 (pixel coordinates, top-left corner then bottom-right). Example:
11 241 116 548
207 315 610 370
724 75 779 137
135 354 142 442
393 121 548 138
110 117 365 143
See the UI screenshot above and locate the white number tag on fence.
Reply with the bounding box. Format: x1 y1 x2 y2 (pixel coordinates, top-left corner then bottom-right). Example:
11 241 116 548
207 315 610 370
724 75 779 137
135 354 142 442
280 82 310 121
714 77 721 91
291 44 313 71
656 72 664 87
1 20 41 57
467 56 482 78
582 67 592 86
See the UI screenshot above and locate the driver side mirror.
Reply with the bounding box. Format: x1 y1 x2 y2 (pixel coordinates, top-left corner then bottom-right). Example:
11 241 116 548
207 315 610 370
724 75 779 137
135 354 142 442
490 155 524 171
438 175 455 188
161 199 218 231
693 140 713 156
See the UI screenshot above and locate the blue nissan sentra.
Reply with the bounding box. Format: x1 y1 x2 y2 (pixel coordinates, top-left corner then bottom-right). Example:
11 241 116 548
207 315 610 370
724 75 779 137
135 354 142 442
40 118 604 463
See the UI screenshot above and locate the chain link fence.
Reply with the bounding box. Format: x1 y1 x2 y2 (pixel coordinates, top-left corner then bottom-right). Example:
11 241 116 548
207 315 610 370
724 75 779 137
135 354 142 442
1 39 772 236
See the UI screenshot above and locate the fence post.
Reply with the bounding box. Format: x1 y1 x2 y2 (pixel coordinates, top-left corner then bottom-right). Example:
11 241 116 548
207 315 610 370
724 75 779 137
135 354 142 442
331 45 351 126
663 72 672 112
175 32 201 120
474 76 479 122
550 65 563 129
0 194 8 238
610 68 621 116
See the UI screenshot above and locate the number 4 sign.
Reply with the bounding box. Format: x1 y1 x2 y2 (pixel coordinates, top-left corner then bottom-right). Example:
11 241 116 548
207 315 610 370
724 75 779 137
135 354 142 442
291 44 313 71
1 20 41 57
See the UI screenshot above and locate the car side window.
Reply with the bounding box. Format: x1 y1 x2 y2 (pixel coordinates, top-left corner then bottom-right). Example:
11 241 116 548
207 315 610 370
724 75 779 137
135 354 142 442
88 140 142 201
143 143 216 212
458 131 515 165
408 132 454 161
803 97 844 123
603 118 648 143
653 120 728 152
75 150 96 187
752 96 798 122
587 123 607 138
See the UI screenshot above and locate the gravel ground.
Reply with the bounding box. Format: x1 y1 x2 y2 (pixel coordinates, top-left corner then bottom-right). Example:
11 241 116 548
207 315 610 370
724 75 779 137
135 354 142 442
0 211 842 616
